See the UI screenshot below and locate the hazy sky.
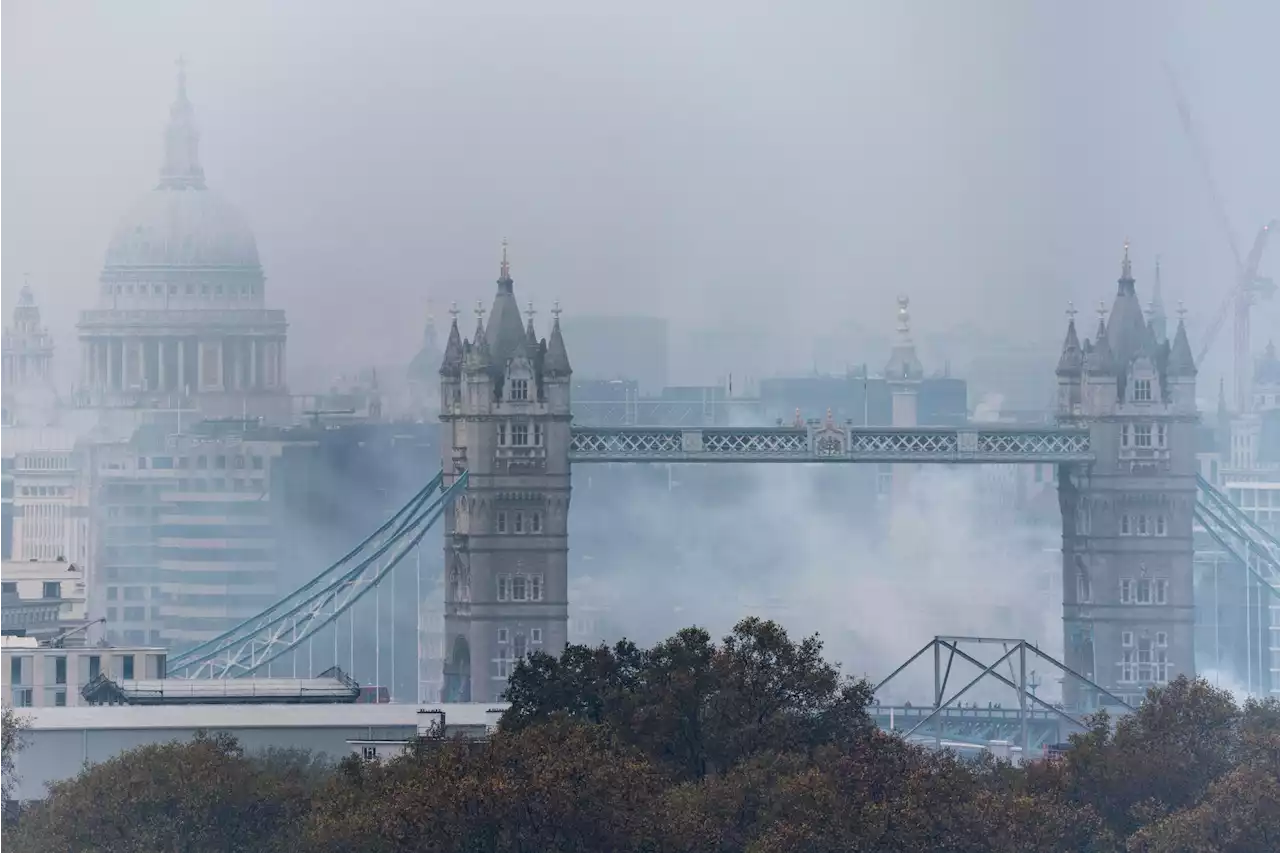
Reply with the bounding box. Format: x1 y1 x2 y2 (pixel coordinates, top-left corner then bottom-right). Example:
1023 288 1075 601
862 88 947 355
4 0 1277 387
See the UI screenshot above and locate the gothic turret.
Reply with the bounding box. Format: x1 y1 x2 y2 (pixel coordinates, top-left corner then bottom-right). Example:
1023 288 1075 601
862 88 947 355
1167 304 1197 379
544 302 572 379
1056 305 1083 377
439 305 464 378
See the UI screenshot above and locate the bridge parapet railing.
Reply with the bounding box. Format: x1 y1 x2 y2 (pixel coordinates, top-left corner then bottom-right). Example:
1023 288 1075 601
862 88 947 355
569 425 1092 463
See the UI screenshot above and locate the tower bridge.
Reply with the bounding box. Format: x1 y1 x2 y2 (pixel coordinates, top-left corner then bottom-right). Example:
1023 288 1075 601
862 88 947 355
167 243 1280 730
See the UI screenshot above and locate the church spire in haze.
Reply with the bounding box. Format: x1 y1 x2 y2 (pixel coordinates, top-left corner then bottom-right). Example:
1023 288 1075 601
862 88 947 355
158 56 206 190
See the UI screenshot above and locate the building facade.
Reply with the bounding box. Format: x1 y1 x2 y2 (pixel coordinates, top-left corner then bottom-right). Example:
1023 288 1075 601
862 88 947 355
2 286 58 429
1 636 166 709
76 62 289 427
1 560 89 643
1056 246 1200 709
439 248 573 703
89 424 281 650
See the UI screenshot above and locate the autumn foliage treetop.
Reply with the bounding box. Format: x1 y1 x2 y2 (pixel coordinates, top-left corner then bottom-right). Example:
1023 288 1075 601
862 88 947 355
5 618 1279 853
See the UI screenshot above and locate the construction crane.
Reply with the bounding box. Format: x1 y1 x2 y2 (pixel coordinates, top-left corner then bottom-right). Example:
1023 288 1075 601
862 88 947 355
1162 60 1275 412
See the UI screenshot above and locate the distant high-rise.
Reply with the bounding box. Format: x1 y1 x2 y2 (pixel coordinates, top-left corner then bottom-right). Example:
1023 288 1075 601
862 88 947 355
77 61 290 427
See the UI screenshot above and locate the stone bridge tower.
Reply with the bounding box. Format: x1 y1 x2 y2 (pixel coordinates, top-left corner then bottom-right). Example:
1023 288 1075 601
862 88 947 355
439 245 572 703
1056 246 1199 710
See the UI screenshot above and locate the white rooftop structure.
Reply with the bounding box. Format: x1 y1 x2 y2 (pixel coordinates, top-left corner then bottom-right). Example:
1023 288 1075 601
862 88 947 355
7 702 509 800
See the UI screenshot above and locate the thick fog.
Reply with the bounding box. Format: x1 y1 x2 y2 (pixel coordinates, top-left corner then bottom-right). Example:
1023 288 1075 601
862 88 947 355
4 0 1277 388
3 2 1278 701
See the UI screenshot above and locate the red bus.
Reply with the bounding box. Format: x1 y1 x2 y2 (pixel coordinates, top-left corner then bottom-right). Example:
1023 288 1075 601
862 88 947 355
356 686 390 704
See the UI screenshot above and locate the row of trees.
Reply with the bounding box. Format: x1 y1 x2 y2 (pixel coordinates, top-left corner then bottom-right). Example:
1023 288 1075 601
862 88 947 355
4 618 1279 852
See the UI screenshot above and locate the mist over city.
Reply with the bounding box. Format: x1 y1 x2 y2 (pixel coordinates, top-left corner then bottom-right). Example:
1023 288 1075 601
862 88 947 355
2 2 1279 849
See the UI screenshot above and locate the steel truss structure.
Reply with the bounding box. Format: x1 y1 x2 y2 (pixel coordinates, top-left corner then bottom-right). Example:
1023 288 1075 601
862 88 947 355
569 423 1092 463
168 470 468 679
872 636 1135 756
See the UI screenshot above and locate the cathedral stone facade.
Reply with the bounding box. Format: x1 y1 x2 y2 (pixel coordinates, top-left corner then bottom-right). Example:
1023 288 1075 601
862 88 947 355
1056 246 1199 709
439 248 572 703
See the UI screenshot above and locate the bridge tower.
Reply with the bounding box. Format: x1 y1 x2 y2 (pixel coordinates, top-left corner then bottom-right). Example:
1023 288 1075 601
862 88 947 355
1056 244 1199 709
438 245 573 703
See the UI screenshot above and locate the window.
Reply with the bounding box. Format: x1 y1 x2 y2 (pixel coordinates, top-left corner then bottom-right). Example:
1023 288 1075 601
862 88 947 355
514 512 524 534
514 633 528 658
531 513 543 534
1155 515 1167 536
497 628 509 644
43 581 61 599
1155 631 1168 647
362 746 378 761
534 423 544 446
54 690 67 707
498 423 507 445
123 607 146 621
10 657 22 685
1136 514 1148 536
1120 651 1135 683
88 655 101 680
530 574 543 601
121 655 135 679
14 689 33 708
531 628 543 644
496 512 507 534
511 423 530 446
1121 631 1134 648
1134 425 1152 448
215 455 227 469
1156 423 1167 448
1137 579 1152 605
1120 579 1134 604
1155 578 1169 605
1134 379 1152 402
1121 424 1131 447
1155 650 1170 683
510 379 529 401
512 575 527 601
1120 514 1131 536
497 576 510 601
124 587 144 601
1 582 15 595
54 656 67 685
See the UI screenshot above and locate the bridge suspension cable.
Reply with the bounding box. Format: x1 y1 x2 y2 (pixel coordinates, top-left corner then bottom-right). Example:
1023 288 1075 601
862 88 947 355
1194 475 1280 598
169 470 466 679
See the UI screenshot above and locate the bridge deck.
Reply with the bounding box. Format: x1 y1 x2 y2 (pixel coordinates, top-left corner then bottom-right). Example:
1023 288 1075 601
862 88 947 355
569 425 1092 464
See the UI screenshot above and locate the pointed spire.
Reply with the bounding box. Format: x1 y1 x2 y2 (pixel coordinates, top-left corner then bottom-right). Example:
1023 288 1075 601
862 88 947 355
438 302 464 377
1056 302 1083 376
544 300 572 377
1086 301 1114 375
497 238 513 293
1121 239 1133 280
158 56 206 190
524 301 539 348
1167 301 1197 377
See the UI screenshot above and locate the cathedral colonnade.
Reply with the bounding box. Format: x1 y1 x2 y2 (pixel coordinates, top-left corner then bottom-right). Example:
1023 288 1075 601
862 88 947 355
81 335 286 394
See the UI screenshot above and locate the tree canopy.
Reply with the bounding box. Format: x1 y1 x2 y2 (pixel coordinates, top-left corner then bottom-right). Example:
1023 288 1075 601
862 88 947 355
4 618 1278 853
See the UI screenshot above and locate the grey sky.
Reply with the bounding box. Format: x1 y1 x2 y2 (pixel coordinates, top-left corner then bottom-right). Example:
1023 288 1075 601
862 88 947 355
4 0 1276 387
